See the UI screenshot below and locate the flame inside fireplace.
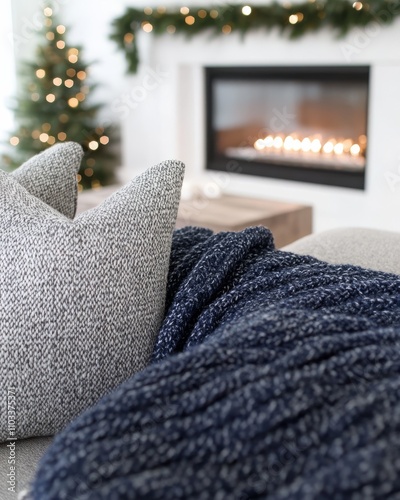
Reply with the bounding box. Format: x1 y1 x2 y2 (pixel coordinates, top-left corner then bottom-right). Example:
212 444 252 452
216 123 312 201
254 134 366 156
225 132 367 171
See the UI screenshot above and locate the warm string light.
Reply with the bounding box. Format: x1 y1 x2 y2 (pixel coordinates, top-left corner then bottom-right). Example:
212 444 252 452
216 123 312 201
67 48 79 63
124 33 134 44
289 12 304 25
242 6 252 16
68 97 79 108
142 22 153 32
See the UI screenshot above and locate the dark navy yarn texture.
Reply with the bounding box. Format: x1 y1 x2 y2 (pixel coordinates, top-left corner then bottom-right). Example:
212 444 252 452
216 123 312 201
31 227 400 499
153 226 400 361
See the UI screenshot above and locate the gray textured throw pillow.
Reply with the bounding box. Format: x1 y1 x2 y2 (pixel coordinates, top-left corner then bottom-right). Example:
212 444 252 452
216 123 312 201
0 160 184 441
10 142 83 218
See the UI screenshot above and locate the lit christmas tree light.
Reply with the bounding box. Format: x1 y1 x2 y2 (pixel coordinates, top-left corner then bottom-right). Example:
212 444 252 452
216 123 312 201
3 6 118 189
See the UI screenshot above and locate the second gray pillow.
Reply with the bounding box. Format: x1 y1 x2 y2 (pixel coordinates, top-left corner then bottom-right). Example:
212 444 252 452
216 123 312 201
10 142 83 218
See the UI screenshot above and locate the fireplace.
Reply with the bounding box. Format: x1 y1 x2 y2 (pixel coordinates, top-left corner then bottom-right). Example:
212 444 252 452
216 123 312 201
206 66 370 190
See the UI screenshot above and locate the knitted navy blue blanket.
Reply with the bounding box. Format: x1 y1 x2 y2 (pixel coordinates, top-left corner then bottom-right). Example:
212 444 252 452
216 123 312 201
32 227 400 499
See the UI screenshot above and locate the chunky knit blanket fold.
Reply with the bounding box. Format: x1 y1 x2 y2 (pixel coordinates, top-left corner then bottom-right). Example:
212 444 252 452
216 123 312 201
32 227 400 499
153 226 400 362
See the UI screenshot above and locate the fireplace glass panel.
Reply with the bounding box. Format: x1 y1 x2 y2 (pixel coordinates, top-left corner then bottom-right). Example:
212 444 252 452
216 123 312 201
206 67 370 189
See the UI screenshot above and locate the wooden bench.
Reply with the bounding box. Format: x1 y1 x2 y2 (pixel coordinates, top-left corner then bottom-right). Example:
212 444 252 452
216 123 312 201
176 195 313 248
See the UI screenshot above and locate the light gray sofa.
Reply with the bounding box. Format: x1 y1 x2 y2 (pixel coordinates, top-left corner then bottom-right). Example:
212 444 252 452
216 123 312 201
283 227 400 275
1 227 399 500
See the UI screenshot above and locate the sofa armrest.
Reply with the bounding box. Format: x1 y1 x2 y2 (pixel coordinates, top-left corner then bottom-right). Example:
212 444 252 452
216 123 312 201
283 228 400 275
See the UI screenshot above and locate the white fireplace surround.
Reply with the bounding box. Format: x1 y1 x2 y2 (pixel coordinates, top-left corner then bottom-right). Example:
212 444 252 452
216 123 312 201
60 0 400 233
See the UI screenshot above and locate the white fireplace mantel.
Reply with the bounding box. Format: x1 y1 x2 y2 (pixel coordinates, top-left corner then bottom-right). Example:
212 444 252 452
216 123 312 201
118 13 400 233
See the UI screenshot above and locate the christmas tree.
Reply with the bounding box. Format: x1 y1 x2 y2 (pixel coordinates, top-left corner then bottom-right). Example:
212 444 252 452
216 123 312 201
2 5 117 190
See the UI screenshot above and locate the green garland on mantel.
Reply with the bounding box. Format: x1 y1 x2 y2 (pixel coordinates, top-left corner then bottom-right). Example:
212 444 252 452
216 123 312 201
111 1 400 73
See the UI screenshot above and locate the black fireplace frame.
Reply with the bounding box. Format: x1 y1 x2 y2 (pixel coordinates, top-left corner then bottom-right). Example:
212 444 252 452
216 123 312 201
205 65 370 190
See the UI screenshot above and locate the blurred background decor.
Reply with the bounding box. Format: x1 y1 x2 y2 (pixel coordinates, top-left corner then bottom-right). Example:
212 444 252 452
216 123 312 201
1 0 400 231
2 5 118 190
111 1 400 74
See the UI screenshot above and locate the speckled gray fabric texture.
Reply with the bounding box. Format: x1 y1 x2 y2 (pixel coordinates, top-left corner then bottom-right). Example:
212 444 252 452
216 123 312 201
0 160 185 442
11 142 83 218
